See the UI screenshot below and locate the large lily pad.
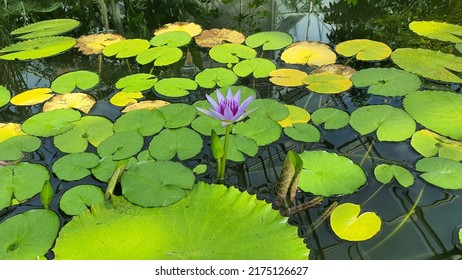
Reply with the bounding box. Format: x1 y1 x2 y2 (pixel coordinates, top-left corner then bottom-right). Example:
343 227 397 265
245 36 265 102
416 157 462 190
114 109 165 136
403 90 462 140
0 36 76 60
97 131 144 160
247 99 289 121
233 58 276 78
233 118 282 146
154 78 197 97
115 73 157 92
245 31 293 50
298 150 366 197
136 46 183 66
102 39 150 58
51 70 99 93
335 39 392 61
303 73 352 94
281 41 337 67
53 182 307 259
209 43 257 64
148 127 203 160
269 69 308 87
0 85 10 107
409 21 462 43
10 88 53 106
22 108 81 137
374 164 414 188
0 210 59 260
158 103 197 128
0 135 41 161
59 185 105 216
195 67 238 88
10 19 80 39
52 152 100 181
411 130 462 161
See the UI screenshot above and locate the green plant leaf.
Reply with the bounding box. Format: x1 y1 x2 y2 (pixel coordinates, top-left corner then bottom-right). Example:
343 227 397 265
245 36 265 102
115 73 158 92
190 115 226 136
10 88 53 106
330 203 382 241
209 43 257 64
416 157 462 190
245 31 293 50
109 91 143 107
411 130 462 161
311 108 350 129
269 68 309 87
148 127 203 160
52 152 100 181
53 182 307 259
409 21 462 43
150 31 191 47
0 36 76 60
303 73 352 94
114 109 165 136
0 210 59 260
284 123 321 143
298 150 366 197
349 105 416 141
40 180 53 210
195 67 238 88
275 150 304 208
102 39 150 58
281 41 337 67
277 105 310 128
59 185 105 216
233 58 276 78
247 99 289 121
351 68 422 97
233 118 282 146
403 90 462 140
22 108 81 137
97 131 144 160
51 70 99 93
10 19 80 39
374 164 414 187
335 39 392 61
0 163 49 210
220 134 258 162
136 46 183 66
0 85 11 107
158 103 197 128
0 135 41 161
121 161 195 207
154 78 198 97
192 164 207 174
391 48 462 83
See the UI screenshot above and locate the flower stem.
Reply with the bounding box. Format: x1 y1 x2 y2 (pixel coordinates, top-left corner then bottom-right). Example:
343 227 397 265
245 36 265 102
217 125 232 184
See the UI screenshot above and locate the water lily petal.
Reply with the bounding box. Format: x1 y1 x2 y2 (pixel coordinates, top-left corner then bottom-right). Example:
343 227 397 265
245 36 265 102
223 106 235 120
233 89 242 105
235 107 259 122
216 89 225 104
239 95 255 112
205 94 220 112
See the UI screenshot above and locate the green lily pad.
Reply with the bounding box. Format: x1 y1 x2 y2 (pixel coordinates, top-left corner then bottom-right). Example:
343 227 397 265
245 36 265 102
0 85 11 107
0 36 76 60
115 73 158 92
416 157 462 190
52 152 100 181
311 108 350 129
10 19 80 39
114 109 165 136
221 134 258 162
97 131 144 160
102 39 150 58
303 73 352 94
190 115 226 136
284 123 321 143
0 210 59 260
247 99 289 121
51 70 99 93
374 164 414 187
154 78 197 97
233 118 282 146
0 162 50 210
391 48 462 83
0 135 41 161
195 67 238 88
149 127 203 160
121 160 195 207
53 182 307 260
150 31 191 47
245 31 293 50
409 21 462 43
330 203 382 241
351 68 422 97
136 46 183 66
54 116 114 153
158 103 197 128
90 156 136 183
411 130 462 161
298 150 366 197
349 105 416 141
403 90 462 140
22 108 81 137
192 164 207 174
335 39 392 61
233 58 276 78
59 185 105 216
277 105 310 128
209 43 257 64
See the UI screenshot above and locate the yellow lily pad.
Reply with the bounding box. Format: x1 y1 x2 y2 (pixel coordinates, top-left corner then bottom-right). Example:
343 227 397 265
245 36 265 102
43 93 96 113
269 68 308 87
122 100 170 112
10 88 53 106
0 123 25 142
195 28 245 48
154 22 202 37
411 129 462 161
335 39 392 61
75 33 125 55
110 91 143 107
311 64 356 78
281 41 337 67
409 21 462 43
278 105 310 128
303 73 352 94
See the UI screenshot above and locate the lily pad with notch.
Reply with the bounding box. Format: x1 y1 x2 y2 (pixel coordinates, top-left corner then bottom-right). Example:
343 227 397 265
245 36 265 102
0 135 41 161
269 68 308 87
303 73 352 94
154 78 198 98
374 164 414 188
190 115 226 136
52 152 100 181
157 103 197 128
411 129 462 161
233 58 276 78
150 31 191 47
114 109 165 136
245 31 293 50
416 157 462 190
109 91 143 107
311 108 349 130
195 67 238 88
102 39 150 58
284 123 321 143
220 134 258 162
209 43 257 64
10 88 53 106
0 36 76 60
281 41 337 67
233 118 282 146
10 19 80 39
409 21 462 44
115 73 158 92
149 127 203 160
51 70 99 93
278 105 310 128
97 131 144 161
247 99 289 122
59 185 105 216
136 46 183 66
335 39 392 61
22 108 81 137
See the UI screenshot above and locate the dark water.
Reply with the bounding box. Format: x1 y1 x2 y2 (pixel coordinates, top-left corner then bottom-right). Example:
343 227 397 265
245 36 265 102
1 0 462 260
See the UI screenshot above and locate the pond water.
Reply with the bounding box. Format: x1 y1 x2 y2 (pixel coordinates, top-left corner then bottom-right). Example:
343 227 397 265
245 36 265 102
1 0 462 260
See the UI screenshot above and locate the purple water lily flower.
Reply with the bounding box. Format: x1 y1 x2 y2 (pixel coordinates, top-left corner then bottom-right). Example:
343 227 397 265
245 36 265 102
196 89 257 126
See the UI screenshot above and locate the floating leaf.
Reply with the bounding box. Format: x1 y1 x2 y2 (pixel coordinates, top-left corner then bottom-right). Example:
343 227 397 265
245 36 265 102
0 210 59 260
245 31 293 50
154 22 202 37
136 46 183 66
303 73 352 94
59 185 105 216
278 105 310 128
150 31 191 47
374 164 414 187
115 73 157 92
269 69 308 87
52 152 100 181
284 123 321 143
0 123 25 142
102 39 150 58
195 28 245 48
221 134 258 162
403 90 462 140
298 150 366 197
54 182 307 260
0 135 41 161
281 41 336 67
0 85 11 107
75 33 125 55
351 68 421 96
51 70 99 93
195 68 238 88
233 58 276 78
158 103 197 128
43 93 96 113
349 105 416 141
233 118 282 146
391 48 462 83
11 19 80 39
311 108 349 130
0 36 76 60
411 130 462 161
209 43 256 64
154 78 197 97
10 88 53 106
409 21 462 43
330 203 382 241
91 156 121 182
190 115 226 136
109 91 143 107
114 109 165 136
149 127 203 160
122 100 170 112
22 108 81 137
192 164 207 174
247 99 289 122
335 39 392 61
97 131 144 160
311 64 356 78
416 157 462 190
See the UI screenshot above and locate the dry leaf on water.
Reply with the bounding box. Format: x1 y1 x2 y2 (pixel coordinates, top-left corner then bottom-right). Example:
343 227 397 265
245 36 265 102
75 33 126 55
195 29 245 48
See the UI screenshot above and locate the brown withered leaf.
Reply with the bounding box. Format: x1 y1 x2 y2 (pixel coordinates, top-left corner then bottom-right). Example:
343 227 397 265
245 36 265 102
195 28 246 48
154 22 202 37
75 33 126 55
122 100 171 112
43 93 96 113
311 64 356 78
